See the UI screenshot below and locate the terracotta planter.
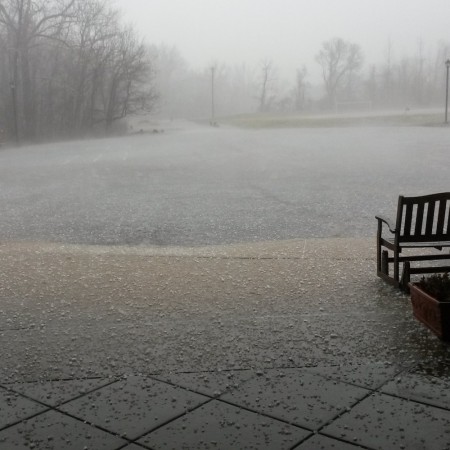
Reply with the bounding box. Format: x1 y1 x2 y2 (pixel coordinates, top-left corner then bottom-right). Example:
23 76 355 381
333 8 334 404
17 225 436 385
409 283 450 341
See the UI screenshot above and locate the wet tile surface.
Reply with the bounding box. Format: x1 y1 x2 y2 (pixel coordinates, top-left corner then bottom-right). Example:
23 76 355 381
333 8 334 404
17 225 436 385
1 239 450 447
58 375 209 440
220 369 370 430
118 445 149 450
0 328 117 383
8 378 113 407
139 399 310 450
152 370 255 397
294 433 366 449
304 361 401 390
381 372 450 410
0 387 48 430
323 393 450 450
0 409 126 449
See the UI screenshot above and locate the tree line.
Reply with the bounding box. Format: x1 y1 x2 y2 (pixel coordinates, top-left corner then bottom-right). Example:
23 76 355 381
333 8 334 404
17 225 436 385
317 37 450 112
154 38 450 119
1 1 449 145
0 0 155 143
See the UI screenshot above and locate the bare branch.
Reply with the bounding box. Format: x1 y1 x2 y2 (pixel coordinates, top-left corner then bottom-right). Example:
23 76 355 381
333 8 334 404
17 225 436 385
30 0 76 38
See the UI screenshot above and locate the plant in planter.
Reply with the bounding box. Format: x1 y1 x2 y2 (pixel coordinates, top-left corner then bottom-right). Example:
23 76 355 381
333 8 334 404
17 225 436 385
409 273 450 341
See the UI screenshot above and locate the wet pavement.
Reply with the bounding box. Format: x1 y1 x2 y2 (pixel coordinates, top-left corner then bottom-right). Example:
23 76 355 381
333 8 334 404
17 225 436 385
0 238 449 449
1 125 450 247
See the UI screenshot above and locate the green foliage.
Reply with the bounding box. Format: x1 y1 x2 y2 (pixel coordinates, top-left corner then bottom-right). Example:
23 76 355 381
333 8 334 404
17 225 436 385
417 273 450 301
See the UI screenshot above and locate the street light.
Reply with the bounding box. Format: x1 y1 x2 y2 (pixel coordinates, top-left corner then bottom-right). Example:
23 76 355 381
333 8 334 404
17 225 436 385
8 47 20 145
445 59 450 124
9 80 19 145
210 66 216 126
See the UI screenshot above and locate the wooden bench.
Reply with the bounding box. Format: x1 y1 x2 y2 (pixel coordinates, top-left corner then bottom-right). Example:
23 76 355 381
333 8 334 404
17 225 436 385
376 192 450 290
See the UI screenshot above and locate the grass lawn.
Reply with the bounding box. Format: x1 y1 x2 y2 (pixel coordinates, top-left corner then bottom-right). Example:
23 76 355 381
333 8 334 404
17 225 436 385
222 111 446 129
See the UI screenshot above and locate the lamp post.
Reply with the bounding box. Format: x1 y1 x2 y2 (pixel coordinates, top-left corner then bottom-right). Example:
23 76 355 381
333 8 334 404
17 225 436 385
210 66 215 126
10 80 19 145
8 47 20 145
445 59 450 124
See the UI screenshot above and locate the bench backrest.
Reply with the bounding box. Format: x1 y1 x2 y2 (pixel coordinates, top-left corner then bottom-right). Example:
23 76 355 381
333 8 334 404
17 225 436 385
396 192 450 242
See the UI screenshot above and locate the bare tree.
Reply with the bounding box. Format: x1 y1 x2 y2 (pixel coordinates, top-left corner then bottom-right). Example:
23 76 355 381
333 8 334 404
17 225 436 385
151 44 187 117
102 27 156 130
380 38 394 106
225 63 258 115
316 37 363 108
293 65 308 111
66 0 120 133
0 0 76 142
0 0 157 142
364 39 450 109
365 65 378 107
258 59 277 112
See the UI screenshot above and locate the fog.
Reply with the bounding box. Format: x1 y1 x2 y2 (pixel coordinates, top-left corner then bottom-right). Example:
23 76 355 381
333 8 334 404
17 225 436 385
120 0 450 119
1 0 450 142
117 0 450 82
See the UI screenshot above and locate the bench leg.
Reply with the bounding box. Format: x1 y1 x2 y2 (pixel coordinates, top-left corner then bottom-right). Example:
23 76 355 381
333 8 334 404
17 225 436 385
376 238 381 273
381 250 389 275
393 251 400 286
400 261 410 293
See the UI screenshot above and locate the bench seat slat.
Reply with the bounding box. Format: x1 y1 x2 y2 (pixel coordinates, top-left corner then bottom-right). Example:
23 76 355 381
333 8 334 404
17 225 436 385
436 200 447 235
384 237 450 248
414 203 424 236
425 200 436 235
403 203 413 237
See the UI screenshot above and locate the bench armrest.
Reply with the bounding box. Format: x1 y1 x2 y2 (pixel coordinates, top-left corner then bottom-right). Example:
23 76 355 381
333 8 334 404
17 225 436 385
375 215 396 233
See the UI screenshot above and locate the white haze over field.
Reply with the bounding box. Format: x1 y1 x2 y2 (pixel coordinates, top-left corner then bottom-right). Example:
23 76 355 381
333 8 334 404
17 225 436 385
115 0 450 82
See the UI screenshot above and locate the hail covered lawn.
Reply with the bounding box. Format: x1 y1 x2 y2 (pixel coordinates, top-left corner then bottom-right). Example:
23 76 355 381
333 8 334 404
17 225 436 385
0 123 448 246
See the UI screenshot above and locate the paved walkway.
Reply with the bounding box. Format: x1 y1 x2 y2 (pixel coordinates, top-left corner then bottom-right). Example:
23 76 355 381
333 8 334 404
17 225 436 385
0 238 449 449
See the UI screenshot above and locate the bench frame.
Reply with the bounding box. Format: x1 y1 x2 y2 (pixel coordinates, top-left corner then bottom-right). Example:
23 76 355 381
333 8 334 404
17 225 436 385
376 192 450 290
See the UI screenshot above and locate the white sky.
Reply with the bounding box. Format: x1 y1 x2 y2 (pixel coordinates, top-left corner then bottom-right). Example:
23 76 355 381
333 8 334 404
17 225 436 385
115 0 450 82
